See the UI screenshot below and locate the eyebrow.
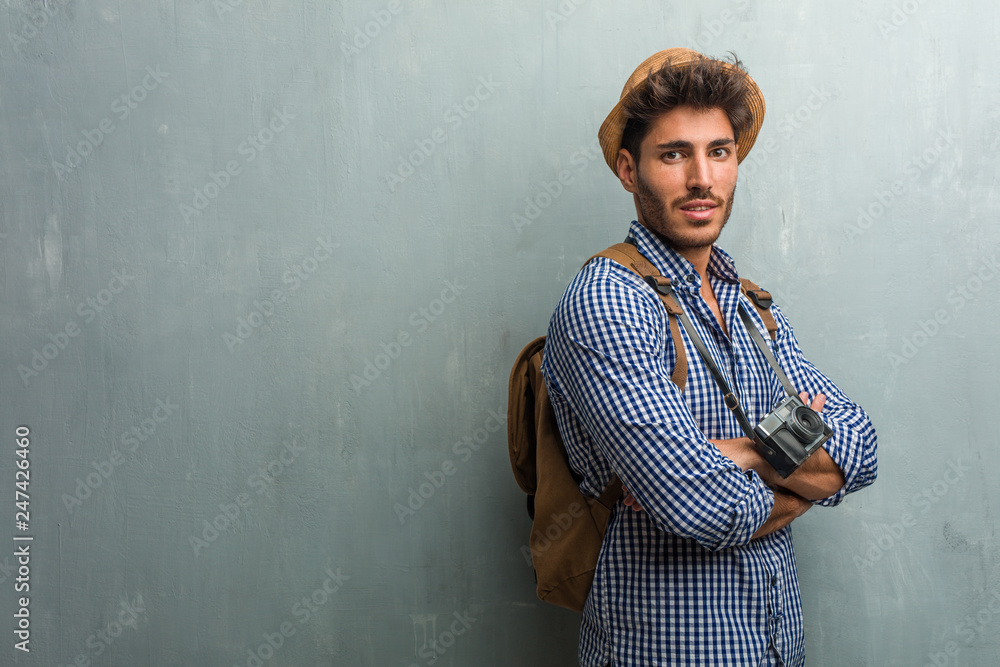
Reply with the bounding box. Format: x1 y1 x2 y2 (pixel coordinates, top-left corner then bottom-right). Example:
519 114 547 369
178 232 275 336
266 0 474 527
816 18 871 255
654 138 735 151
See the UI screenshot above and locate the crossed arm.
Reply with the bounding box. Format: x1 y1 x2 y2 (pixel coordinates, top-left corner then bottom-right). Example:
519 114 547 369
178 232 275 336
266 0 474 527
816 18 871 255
548 269 876 549
623 392 846 539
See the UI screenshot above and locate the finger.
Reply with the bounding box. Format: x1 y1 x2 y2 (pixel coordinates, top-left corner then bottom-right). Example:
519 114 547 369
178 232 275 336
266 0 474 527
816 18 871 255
622 491 643 512
812 393 826 412
799 391 809 405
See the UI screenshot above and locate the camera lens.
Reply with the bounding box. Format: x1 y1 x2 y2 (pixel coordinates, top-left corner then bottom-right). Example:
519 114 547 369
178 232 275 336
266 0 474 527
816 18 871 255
788 406 825 441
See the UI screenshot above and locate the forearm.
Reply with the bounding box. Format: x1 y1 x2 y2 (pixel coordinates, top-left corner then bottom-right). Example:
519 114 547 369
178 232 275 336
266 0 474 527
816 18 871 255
713 437 845 501
622 468 804 543
548 281 781 549
555 346 775 548
752 488 811 539
774 447 845 501
771 307 879 504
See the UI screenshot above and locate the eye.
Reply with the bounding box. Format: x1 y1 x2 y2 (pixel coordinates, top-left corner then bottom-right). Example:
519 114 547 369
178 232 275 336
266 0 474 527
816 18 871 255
710 147 731 158
662 151 683 161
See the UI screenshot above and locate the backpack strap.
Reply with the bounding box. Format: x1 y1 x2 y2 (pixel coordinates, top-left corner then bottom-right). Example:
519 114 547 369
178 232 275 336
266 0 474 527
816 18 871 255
596 473 623 511
739 278 778 340
575 245 777 511
587 243 659 278
586 243 688 392
645 274 688 391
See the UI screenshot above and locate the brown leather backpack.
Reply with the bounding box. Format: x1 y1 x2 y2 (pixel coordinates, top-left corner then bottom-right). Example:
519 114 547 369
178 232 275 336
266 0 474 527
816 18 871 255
507 242 776 612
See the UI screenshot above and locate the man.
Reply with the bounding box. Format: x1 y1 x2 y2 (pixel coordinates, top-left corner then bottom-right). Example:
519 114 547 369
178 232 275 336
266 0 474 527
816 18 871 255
540 49 878 666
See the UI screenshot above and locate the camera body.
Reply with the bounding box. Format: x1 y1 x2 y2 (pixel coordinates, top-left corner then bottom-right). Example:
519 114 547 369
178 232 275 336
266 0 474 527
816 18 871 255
753 395 832 478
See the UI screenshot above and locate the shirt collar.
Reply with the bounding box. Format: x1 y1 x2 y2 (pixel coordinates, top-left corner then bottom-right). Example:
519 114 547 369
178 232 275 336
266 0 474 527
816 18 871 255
625 221 740 292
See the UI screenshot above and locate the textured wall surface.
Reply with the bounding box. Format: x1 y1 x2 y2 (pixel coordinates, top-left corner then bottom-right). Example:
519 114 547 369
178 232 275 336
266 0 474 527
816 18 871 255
1 1 998 665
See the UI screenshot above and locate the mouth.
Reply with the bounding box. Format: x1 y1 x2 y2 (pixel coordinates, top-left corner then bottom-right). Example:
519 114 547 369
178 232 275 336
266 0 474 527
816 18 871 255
679 200 719 221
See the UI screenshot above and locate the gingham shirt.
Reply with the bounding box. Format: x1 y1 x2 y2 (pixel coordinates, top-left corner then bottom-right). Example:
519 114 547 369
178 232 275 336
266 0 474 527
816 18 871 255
541 221 878 666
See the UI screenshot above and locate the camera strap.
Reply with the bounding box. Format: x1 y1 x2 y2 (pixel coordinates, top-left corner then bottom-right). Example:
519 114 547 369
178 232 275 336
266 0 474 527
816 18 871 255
644 276 800 442
736 304 799 399
645 276 759 442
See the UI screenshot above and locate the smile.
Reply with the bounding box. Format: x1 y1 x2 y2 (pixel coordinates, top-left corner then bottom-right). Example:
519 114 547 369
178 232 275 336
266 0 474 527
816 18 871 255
679 200 719 221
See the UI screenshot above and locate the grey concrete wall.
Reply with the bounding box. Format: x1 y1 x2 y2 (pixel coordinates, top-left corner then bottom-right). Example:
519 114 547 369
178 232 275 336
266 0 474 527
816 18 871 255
0 0 997 665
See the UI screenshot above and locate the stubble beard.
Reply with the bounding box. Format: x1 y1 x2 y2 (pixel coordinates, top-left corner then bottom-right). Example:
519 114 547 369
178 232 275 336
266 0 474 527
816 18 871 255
635 169 736 251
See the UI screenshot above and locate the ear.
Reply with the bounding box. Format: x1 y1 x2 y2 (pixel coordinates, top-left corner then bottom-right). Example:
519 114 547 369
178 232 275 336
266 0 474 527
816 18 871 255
616 148 638 194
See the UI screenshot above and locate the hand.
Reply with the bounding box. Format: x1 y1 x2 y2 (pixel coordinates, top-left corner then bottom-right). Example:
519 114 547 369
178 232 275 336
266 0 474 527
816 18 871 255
771 391 845 500
622 391 829 515
799 391 826 413
712 437 767 477
622 486 643 512
713 393 826 477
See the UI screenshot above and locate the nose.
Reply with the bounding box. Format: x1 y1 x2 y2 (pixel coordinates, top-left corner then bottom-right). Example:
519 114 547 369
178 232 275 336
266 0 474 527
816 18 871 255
686 153 713 192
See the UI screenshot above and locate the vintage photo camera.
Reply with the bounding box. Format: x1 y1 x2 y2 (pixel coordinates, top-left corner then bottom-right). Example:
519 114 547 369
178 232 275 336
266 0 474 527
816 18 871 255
752 394 832 478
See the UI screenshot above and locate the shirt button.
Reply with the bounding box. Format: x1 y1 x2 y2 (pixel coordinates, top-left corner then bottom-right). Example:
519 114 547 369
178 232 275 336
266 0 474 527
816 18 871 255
771 576 778 587
685 274 697 284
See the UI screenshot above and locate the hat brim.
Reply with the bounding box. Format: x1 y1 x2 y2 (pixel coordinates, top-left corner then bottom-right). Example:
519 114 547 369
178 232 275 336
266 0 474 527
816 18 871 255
598 49 765 174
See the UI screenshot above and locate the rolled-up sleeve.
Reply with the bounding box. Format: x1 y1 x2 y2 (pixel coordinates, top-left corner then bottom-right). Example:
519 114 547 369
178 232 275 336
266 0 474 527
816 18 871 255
770 305 878 507
544 263 775 550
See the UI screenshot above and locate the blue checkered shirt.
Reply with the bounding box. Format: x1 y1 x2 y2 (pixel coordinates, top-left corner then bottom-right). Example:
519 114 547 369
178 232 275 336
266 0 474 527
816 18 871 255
541 221 878 666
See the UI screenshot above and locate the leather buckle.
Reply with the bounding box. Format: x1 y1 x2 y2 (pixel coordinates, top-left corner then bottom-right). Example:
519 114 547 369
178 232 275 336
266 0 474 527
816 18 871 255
746 289 772 310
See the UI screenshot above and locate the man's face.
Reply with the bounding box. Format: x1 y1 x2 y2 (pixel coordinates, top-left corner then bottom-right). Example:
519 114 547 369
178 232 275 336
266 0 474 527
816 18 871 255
620 106 739 252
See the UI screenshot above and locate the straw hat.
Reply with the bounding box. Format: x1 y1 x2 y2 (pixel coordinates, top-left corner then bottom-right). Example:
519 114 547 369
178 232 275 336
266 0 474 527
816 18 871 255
597 48 766 174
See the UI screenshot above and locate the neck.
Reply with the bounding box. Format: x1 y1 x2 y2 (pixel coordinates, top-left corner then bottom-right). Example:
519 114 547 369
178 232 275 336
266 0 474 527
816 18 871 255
635 208 715 281
673 245 713 282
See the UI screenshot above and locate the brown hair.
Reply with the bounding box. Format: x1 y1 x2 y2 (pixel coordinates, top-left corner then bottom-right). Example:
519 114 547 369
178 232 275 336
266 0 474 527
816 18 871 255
620 53 755 163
